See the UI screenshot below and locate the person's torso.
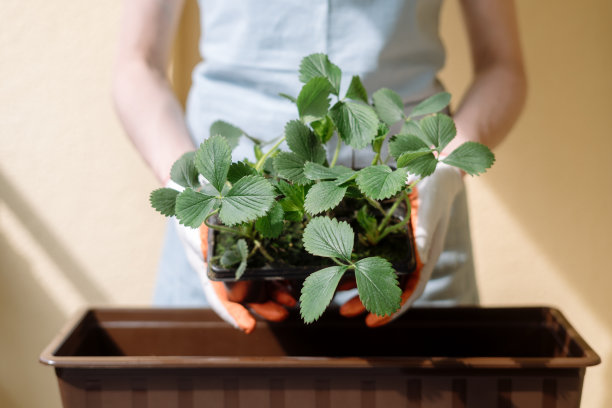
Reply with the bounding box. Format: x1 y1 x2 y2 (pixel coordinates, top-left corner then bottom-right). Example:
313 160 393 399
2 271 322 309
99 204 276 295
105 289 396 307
187 0 445 165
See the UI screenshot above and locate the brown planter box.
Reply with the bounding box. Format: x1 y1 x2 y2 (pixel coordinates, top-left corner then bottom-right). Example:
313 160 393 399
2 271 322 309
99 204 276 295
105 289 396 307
40 307 600 408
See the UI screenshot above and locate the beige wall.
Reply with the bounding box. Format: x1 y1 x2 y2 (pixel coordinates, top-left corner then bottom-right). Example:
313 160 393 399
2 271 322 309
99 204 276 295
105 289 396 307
0 1 610 407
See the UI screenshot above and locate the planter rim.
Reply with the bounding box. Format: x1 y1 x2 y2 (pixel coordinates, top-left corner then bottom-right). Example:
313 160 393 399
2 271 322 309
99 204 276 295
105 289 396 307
40 306 601 370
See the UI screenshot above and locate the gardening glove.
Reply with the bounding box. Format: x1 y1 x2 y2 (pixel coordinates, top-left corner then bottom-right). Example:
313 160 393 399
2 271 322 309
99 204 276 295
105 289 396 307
167 180 297 334
339 163 464 326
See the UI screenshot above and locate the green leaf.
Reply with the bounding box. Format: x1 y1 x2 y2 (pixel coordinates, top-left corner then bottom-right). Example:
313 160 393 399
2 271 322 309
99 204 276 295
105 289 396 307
220 239 249 280
409 92 451 118
297 77 333 122
170 151 199 188
311 115 336 144
400 119 427 143
442 142 495 175
354 257 401 317
195 135 232 193
227 161 257 184
334 171 359 186
150 188 179 217
356 206 377 236
400 153 438 177
219 175 275 226
175 189 218 228
234 239 249 279
277 180 305 211
373 88 405 125
389 134 431 159
210 120 243 150
303 162 354 181
273 152 310 185
285 120 326 164
299 53 342 95
300 266 348 323
345 75 368 103
329 101 379 149
356 166 407 200
396 150 433 168
304 182 347 215
420 114 456 152
255 202 285 238
303 217 354 262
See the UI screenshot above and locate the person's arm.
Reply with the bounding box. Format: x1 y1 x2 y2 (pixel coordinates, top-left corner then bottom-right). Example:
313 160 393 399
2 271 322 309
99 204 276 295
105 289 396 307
444 0 527 154
112 0 195 184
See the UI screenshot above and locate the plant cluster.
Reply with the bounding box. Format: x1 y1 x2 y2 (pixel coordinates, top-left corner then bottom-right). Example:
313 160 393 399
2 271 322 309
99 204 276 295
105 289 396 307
151 53 494 323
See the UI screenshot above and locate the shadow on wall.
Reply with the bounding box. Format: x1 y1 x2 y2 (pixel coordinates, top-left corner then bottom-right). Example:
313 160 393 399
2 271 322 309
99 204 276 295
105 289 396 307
0 171 107 304
0 228 63 408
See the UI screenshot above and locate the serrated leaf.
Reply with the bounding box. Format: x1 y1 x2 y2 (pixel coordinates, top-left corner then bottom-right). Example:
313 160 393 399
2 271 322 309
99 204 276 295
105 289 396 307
334 171 358 186
195 135 231 193
170 151 199 188
299 53 342 95
354 257 401 317
285 120 326 164
401 153 438 177
303 217 354 261
150 188 179 217
255 202 285 238
409 92 451 118
303 162 354 181
219 175 275 226
329 101 378 149
311 115 336 144
356 166 407 200
396 150 433 167
273 152 309 185
346 75 368 103
210 120 243 150
442 142 495 175
220 239 249 280
304 182 347 215
300 266 348 323
401 119 427 143
227 161 257 184
389 134 431 159
420 114 456 151
297 77 333 122
175 189 218 228
234 239 248 279
373 88 405 125
277 180 305 211
356 206 377 235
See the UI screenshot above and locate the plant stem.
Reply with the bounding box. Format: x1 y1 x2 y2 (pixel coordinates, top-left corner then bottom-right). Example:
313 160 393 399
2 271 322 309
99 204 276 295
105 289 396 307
255 136 286 172
254 240 275 263
365 197 386 217
378 212 412 241
371 151 381 166
204 209 247 237
330 136 342 168
377 194 404 233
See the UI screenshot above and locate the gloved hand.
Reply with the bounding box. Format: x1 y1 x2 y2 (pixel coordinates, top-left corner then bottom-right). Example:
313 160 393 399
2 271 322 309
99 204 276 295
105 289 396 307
168 181 297 334
339 163 464 326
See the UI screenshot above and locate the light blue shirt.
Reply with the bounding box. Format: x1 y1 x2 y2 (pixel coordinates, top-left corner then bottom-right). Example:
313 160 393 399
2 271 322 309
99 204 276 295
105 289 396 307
154 0 479 307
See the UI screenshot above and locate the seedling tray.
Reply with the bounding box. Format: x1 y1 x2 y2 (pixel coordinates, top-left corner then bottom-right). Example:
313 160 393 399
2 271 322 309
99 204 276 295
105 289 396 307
206 224 417 281
40 307 599 408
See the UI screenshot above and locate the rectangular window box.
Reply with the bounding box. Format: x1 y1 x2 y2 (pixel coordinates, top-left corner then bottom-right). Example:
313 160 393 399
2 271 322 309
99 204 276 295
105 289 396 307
40 307 600 408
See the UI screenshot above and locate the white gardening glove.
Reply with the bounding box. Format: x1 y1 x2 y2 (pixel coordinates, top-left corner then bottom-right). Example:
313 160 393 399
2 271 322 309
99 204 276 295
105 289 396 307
167 180 296 333
339 163 464 326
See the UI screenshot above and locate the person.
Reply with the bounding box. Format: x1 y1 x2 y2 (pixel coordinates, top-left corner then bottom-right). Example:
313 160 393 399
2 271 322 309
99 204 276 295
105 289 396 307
112 0 526 332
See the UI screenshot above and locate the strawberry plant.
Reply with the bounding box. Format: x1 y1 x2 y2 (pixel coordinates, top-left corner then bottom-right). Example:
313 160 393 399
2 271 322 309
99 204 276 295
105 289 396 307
150 53 494 323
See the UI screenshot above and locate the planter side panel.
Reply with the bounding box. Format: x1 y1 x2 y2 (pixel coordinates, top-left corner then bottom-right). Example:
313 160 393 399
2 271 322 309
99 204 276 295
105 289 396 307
55 368 584 408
